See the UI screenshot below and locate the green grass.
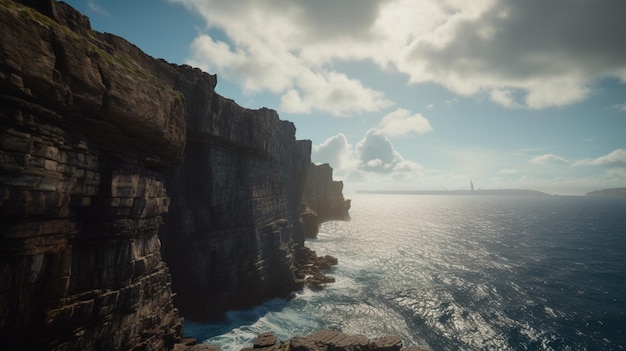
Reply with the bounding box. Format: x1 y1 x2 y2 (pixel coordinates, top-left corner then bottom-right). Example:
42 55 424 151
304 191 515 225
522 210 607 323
2 0 183 99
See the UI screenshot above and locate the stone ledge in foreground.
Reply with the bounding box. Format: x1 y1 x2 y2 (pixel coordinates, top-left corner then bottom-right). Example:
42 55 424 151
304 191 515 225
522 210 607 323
174 330 430 351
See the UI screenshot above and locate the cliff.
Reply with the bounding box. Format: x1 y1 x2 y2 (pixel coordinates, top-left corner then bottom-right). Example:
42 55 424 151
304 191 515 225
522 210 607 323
301 164 350 238
0 1 349 350
304 164 351 223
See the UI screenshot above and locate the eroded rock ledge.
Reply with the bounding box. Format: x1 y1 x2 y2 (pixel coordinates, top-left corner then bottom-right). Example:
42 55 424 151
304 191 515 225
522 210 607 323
175 330 431 351
0 0 349 350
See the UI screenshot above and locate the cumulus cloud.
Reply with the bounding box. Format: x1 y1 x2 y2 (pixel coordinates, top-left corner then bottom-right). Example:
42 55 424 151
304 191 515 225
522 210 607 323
312 134 354 170
489 89 520 108
172 0 626 112
280 71 393 116
311 129 422 182
355 128 422 174
178 0 393 116
574 149 626 167
530 154 569 165
404 0 626 108
377 108 433 136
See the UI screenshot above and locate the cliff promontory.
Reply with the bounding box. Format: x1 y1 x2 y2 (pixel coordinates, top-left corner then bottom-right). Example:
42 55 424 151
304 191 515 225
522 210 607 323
0 1 349 350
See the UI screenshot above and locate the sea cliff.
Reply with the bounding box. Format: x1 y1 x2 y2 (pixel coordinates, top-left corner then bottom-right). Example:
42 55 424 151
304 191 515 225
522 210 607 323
0 1 349 349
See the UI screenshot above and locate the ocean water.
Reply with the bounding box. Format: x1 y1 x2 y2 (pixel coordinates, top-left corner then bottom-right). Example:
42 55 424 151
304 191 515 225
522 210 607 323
185 194 626 351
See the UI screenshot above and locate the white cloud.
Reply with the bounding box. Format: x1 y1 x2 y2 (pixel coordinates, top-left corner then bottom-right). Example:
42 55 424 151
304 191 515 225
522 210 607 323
311 129 423 184
530 154 569 165
574 149 626 167
366 159 384 168
524 79 589 110
280 71 393 116
489 89 520 108
611 102 626 112
377 108 433 136
178 0 393 117
311 134 354 170
187 35 392 116
403 0 626 109
355 128 422 174
171 0 626 111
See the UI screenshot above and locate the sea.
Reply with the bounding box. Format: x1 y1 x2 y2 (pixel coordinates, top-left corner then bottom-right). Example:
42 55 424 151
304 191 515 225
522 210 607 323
184 194 626 351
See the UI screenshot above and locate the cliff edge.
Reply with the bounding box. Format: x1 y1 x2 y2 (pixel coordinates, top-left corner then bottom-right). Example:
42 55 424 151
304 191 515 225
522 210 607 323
0 0 350 349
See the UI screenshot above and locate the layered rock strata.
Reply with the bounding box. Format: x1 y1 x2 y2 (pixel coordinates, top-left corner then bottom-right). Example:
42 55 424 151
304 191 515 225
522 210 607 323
302 163 351 238
242 330 431 351
160 109 312 320
0 1 348 350
175 330 432 351
294 246 338 290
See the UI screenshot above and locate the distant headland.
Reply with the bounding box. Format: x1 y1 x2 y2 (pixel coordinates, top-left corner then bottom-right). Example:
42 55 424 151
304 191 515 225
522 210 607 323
357 189 550 196
586 187 626 196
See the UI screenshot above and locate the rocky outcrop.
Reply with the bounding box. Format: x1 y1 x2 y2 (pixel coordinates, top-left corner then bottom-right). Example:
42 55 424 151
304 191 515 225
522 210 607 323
302 163 351 238
0 1 348 350
235 330 430 351
175 330 432 351
294 247 338 290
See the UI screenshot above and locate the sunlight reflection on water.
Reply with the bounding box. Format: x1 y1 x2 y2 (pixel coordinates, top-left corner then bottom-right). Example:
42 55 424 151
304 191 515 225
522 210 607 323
188 194 626 351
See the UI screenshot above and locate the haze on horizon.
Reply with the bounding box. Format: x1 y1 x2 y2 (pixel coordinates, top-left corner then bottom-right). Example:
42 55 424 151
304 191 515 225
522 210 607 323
67 0 626 195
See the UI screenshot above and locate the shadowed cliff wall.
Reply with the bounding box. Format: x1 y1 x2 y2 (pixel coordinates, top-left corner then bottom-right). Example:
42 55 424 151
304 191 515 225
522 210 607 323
0 1 185 349
304 163 351 223
159 80 313 320
0 0 348 349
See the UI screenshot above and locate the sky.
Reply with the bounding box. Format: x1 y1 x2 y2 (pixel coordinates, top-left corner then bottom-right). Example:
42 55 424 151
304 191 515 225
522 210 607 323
64 0 626 195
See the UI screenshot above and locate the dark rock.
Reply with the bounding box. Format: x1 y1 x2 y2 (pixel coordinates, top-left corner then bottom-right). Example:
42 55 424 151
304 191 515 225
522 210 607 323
323 255 338 265
0 0 350 350
303 164 351 225
280 330 422 351
291 336 325 351
294 247 337 290
301 211 319 238
173 344 221 351
254 332 277 348
180 338 198 346
371 335 403 351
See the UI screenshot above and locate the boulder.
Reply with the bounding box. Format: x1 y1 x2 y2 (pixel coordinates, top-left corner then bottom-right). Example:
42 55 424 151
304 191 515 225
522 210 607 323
254 332 277 348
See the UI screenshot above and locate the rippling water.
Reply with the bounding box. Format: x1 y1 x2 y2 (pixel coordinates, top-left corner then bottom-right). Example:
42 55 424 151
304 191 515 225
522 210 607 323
185 194 626 351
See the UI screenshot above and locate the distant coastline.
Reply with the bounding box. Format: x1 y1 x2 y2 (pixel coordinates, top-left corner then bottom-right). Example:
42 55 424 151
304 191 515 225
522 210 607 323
356 189 550 196
585 187 626 197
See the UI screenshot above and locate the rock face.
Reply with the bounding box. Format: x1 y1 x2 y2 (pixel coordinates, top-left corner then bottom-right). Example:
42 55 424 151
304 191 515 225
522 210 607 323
233 330 431 351
302 164 351 237
160 100 312 319
0 1 348 350
174 330 431 351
